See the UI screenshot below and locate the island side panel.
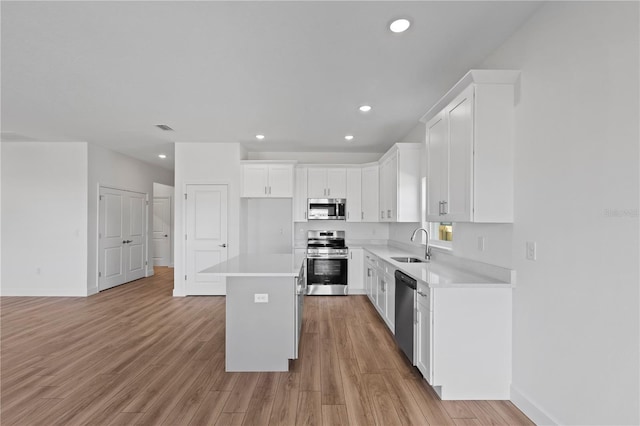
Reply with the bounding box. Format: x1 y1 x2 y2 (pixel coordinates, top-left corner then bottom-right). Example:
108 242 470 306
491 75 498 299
225 276 295 372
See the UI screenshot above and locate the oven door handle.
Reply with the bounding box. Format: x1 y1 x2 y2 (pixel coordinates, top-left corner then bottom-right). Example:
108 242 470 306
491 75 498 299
307 255 348 259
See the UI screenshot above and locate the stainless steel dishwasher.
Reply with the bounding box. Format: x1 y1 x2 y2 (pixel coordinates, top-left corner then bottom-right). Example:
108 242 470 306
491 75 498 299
394 270 417 364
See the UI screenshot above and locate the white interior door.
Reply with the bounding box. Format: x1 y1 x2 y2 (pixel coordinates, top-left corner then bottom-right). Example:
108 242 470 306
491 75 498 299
185 184 228 295
99 187 147 291
152 197 171 266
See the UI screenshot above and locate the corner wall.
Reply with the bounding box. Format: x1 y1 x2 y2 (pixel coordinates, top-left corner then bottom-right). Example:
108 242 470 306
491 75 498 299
481 2 639 424
1 142 89 296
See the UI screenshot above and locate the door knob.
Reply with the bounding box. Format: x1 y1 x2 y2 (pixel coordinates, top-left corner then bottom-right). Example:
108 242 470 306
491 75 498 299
164 234 168 237
219 243 227 248
122 240 132 244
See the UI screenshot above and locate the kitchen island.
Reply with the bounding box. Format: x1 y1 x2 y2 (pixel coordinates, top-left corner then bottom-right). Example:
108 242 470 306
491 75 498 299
201 254 305 372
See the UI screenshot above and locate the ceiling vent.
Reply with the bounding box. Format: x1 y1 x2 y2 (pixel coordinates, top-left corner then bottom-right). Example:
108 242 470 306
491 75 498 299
155 124 174 131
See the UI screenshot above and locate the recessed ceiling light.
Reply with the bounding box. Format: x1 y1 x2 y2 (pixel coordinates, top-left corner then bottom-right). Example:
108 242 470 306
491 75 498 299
359 105 372 113
155 124 174 131
345 135 354 141
389 18 411 33
158 154 167 159
256 134 265 140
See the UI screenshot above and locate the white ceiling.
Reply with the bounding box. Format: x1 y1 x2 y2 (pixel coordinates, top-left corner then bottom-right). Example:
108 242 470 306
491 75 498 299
1 1 542 171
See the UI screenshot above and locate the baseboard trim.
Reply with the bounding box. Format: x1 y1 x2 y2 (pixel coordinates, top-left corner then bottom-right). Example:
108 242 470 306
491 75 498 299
511 384 558 425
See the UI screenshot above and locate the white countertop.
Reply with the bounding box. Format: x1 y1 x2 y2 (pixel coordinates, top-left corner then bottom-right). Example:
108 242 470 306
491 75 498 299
363 245 513 288
200 254 302 277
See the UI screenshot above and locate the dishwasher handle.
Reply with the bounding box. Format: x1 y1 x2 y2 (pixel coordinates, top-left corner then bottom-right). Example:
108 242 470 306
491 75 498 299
394 270 417 290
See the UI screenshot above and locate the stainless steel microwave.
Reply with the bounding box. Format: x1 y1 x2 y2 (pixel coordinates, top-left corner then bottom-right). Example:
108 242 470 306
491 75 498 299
308 198 346 220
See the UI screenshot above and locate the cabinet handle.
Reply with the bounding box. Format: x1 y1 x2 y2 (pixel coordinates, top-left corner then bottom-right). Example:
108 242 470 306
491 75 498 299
304 211 307 219
327 188 331 196
415 308 419 324
361 212 364 220
265 186 268 195
347 211 349 220
442 201 447 215
367 268 371 277
269 186 272 195
381 210 384 219
387 209 391 218
417 290 428 297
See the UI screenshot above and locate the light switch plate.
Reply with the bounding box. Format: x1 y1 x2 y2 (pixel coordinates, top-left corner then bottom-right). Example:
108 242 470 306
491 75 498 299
254 293 269 303
526 241 537 261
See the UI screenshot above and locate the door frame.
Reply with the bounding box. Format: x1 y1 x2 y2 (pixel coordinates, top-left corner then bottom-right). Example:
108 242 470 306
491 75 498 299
96 185 149 291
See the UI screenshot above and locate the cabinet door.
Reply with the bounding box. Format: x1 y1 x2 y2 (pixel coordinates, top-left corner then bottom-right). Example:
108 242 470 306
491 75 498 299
416 299 432 383
426 113 447 221
346 168 362 222
378 160 389 222
268 165 294 197
387 156 398 222
326 168 347 198
361 165 379 222
347 248 363 293
307 168 327 198
384 272 395 332
377 270 387 318
242 164 269 197
445 86 474 221
294 168 308 222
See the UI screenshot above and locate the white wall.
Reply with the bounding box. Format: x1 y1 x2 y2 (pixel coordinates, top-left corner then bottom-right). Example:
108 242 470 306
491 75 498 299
244 198 293 254
480 2 639 424
247 151 382 164
1 142 88 296
153 182 175 266
87 144 173 294
173 143 242 296
294 221 389 246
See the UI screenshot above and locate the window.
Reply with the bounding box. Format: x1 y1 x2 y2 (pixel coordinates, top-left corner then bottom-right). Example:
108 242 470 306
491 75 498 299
428 221 453 249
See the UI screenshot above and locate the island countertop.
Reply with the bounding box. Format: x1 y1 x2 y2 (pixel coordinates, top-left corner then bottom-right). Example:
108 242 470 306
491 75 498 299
200 253 301 277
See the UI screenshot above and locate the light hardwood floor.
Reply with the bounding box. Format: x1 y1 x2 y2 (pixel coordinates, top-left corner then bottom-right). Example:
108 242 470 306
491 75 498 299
1 267 534 425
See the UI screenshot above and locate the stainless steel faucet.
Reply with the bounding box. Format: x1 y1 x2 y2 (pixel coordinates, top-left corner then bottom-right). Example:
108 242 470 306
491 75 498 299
411 227 431 261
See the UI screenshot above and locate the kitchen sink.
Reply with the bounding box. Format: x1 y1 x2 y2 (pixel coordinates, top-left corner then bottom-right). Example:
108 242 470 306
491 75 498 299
391 256 426 263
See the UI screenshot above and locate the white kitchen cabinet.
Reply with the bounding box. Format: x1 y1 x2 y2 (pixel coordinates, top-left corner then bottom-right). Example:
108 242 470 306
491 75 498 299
307 168 346 198
361 164 379 222
346 168 362 222
293 167 308 222
364 253 377 304
418 285 512 400
347 248 364 294
422 69 519 223
241 162 294 198
378 144 421 222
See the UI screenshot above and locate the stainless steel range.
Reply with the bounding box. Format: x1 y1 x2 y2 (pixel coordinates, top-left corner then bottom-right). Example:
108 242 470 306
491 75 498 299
306 230 348 296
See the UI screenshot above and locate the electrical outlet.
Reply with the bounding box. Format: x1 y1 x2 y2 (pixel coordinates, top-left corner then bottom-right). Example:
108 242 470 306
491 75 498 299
478 236 486 252
254 293 269 303
526 241 537 261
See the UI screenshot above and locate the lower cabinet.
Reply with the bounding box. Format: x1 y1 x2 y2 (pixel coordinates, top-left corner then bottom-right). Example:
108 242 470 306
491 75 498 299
369 256 395 334
421 285 512 400
347 248 364 294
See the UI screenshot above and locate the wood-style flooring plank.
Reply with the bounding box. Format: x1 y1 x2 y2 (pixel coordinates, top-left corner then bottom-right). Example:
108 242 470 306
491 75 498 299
295 391 322 426
268 372 300 426
241 372 279 426
321 404 349 426
189 391 232 426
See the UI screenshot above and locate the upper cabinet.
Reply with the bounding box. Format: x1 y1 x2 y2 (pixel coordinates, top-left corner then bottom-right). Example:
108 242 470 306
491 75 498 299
361 164 379 222
307 168 347 198
241 162 295 198
346 168 362 222
421 69 519 223
378 144 422 223
293 167 308 222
